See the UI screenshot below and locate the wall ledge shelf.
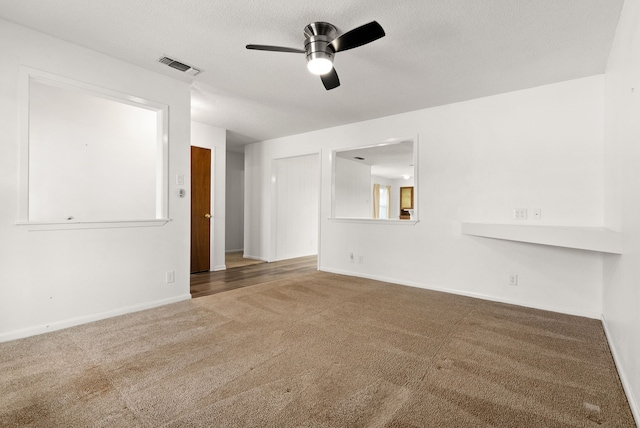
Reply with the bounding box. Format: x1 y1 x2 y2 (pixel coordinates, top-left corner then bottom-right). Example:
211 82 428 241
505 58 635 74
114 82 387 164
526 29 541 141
15 218 171 231
461 222 622 254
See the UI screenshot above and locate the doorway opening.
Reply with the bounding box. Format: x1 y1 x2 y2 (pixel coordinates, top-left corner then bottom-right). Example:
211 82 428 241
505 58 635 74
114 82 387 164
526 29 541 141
271 153 320 262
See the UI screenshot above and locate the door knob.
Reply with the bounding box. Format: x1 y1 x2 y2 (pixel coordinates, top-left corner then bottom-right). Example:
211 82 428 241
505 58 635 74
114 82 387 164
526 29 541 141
204 213 212 219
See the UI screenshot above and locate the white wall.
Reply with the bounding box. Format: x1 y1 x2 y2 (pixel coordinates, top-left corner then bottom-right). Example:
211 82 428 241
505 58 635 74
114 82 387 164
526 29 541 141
245 75 605 319
191 121 226 271
226 151 244 252
603 0 640 422
335 157 371 218
28 80 158 222
0 19 192 341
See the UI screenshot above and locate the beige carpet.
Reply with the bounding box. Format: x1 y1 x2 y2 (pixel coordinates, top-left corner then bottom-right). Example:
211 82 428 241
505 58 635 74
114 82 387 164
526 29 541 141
225 251 265 269
0 272 634 427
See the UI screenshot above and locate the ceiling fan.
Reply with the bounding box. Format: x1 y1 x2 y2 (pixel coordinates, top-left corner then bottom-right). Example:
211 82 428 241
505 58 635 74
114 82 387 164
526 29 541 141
246 21 385 90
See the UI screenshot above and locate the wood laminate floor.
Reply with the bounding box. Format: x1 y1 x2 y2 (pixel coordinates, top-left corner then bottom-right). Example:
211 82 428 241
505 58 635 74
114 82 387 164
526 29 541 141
190 255 318 298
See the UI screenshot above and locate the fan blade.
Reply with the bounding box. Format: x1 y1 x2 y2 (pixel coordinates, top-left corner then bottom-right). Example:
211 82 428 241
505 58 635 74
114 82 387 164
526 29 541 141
246 44 305 54
329 21 385 53
321 68 340 90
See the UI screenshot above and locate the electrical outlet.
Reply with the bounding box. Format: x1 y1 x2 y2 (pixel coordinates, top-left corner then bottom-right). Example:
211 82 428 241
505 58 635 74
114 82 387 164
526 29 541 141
166 271 175 284
358 255 364 264
509 273 518 286
532 209 542 220
514 209 527 220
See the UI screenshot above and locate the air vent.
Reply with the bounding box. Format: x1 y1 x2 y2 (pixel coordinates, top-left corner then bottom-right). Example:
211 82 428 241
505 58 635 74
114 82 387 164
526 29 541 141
158 56 200 76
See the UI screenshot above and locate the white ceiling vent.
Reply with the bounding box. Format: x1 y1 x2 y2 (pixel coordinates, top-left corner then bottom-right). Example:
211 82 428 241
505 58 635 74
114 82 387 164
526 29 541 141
158 56 201 76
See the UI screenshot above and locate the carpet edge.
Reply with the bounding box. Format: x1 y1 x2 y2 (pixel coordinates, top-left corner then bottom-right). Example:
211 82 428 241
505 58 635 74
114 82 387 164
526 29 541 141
0 293 192 343
319 267 601 319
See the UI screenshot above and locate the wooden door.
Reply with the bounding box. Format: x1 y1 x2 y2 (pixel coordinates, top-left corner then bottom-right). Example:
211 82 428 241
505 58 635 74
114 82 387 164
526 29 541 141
191 146 211 273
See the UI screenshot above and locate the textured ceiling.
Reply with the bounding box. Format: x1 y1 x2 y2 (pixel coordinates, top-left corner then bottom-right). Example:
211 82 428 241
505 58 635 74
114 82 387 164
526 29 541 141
0 0 624 150
337 140 414 179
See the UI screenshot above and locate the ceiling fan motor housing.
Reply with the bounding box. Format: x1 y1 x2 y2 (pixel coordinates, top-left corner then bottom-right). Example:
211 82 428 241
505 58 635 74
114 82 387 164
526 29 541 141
304 22 337 67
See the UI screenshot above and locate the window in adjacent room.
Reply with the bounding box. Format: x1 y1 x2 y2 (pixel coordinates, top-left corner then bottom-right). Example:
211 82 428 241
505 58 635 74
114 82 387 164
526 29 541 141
373 184 391 219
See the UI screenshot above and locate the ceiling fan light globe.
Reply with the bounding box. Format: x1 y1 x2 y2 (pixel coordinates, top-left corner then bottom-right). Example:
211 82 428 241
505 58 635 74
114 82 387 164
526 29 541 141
307 57 333 75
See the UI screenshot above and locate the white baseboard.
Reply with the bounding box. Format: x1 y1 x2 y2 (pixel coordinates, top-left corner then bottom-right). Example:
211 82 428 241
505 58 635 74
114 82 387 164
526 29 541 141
242 254 269 262
225 249 243 253
212 264 227 271
319 267 602 320
601 315 640 427
0 293 192 343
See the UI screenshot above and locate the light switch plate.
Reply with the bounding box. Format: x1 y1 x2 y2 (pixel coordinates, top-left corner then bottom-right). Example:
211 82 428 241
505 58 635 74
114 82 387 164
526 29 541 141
514 208 527 220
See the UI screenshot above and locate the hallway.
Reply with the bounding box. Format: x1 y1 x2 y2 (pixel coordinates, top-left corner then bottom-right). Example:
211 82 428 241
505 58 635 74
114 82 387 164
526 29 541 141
190 255 317 298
